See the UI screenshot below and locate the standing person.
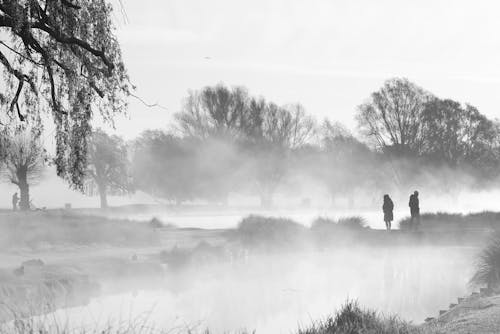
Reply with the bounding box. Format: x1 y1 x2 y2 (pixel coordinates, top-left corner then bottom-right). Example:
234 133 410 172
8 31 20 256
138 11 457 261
383 194 394 231
12 192 19 211
409 190 420 230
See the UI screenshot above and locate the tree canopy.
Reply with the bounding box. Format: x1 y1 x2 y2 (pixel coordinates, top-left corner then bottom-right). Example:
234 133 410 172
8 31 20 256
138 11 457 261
356 78 431 156
0 0 130 189
131 130 201 204
85 128 132 208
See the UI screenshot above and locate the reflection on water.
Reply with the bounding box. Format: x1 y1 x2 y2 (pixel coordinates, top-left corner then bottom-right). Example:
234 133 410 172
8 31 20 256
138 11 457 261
42 246 474 334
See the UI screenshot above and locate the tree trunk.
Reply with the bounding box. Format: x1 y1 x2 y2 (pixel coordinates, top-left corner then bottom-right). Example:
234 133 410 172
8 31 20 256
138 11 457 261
19 181 30 211
98 183 108 209
17 166 30 211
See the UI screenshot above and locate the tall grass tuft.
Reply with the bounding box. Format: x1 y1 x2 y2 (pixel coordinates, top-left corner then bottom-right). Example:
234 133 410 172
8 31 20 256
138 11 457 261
310 217 368 247
311 216 367 231
297 300 419 334
470 233 500 290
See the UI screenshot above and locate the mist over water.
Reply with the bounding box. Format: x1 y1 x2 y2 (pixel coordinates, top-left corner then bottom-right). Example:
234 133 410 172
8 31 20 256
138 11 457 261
38 246 473 333
0 180 494 333
97 187 500 230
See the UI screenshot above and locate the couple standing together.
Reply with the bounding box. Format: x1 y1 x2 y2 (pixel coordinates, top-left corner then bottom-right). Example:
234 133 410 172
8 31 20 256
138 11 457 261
382 191 420 231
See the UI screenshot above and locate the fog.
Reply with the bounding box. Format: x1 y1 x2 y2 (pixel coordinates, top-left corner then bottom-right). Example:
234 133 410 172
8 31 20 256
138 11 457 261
0 128 495 332
0 157 494 333
26 246 473 333
3 2 500 333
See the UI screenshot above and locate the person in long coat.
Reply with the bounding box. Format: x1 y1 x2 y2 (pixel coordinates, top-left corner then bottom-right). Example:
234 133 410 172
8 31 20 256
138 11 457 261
383 194 394 231
409 190 420 230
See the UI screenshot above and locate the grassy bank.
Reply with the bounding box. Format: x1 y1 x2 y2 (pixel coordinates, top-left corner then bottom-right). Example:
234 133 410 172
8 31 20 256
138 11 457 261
0 211 159 250
0 299 432 334
227 213 491 251
398 211 500 231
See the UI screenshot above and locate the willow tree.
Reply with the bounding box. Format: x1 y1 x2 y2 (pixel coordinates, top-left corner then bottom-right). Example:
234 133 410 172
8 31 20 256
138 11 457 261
0 0 130 189
3 130 45 210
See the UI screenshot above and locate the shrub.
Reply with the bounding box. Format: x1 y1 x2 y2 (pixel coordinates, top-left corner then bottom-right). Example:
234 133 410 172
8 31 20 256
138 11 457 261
398 212 461 231
311 216 367 234
159 246 192 269
297 300 419 334
236 215 306 248
310 216 368 248
337 216 368 230
470 233 500 290
159 242 226 269
398 211 500 231
149 217 164 228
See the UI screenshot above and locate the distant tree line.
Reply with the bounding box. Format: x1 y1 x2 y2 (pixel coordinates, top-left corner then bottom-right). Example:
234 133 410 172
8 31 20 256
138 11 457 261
130 79 500 208
2 78 500 209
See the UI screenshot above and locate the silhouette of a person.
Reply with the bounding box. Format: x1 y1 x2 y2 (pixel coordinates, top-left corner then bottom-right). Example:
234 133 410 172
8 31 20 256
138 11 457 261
12 192 19 211
383 194 394 231
409 190 420 230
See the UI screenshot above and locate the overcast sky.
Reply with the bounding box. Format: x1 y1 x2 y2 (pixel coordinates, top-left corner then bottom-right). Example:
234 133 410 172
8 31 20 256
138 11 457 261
106 0 500 139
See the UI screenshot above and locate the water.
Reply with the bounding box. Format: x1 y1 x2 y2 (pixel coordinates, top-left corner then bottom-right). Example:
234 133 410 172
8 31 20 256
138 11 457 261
37 246 475 333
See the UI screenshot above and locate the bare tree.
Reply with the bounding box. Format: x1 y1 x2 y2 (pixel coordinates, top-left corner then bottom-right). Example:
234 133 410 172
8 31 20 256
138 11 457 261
255 103 316 207
132 130 201 205
85 129 132 209
175 84 252 140
0 1 130 189
316 120 379 206
2 131 45 211
356 78 431 155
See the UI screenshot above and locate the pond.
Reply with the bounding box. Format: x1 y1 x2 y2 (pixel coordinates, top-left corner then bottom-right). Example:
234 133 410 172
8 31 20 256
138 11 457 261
29 246 476 333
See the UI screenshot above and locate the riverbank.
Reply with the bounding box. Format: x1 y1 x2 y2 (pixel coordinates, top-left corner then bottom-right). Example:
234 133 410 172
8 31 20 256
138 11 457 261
2 295 500 333
0 210 497 332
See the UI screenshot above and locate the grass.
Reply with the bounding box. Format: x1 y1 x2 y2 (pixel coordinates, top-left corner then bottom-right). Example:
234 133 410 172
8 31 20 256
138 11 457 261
0 261 101 318
309 216 368 247
470 232 500 291
0 211 159 250
0 316 176 334
0 300 424 334
234 215 368 250
398 211 500 231
159 241 226 269
311 216 368 232
235 215 308 249
297 300 421 334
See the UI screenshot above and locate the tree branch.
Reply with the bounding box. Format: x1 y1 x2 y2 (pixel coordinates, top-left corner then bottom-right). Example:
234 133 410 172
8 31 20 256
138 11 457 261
0 41 44 67
130 93 168 111
61 0 82 10
33 23 115 74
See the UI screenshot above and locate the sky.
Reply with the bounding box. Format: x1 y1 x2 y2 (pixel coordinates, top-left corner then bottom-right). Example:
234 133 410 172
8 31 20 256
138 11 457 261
106 0 500 139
